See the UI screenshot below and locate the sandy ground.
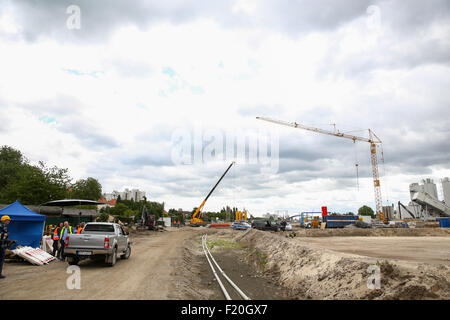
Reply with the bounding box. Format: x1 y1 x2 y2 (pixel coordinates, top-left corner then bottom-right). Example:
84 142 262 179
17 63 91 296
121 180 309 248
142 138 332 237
0 227 291 300
289 236 450 266
0 228 199 299
2 226 450 300
225 228 450 299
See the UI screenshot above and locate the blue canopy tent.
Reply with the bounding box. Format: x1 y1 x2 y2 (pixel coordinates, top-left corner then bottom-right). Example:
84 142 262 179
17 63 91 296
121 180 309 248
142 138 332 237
0 200 46 249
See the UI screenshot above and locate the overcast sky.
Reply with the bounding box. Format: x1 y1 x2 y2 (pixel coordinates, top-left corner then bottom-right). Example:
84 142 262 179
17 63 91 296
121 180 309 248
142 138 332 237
1 0 449 216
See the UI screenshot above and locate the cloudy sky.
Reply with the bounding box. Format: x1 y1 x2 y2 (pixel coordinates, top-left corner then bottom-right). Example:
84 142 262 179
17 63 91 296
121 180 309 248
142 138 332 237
1 0 449 216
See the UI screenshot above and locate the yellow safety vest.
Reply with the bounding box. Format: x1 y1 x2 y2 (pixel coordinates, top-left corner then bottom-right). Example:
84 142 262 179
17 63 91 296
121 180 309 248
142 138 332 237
60 226 73 238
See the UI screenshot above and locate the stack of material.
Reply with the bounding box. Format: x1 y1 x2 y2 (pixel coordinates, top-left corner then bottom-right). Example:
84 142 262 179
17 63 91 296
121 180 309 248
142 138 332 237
41 235 54 253
12 246 56 265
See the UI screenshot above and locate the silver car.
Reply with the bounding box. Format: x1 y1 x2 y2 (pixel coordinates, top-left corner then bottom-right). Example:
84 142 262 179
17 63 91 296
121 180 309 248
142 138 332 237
64 222 131 267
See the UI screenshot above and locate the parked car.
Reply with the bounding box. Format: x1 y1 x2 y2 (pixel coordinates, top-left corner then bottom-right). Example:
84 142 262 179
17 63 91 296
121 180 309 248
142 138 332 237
280 221 293 231
64 222 131 267
231 221 251 230
251 220 281 232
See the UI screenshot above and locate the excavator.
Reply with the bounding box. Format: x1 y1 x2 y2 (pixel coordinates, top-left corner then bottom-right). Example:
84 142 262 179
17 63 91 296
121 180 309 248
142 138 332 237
190 161 235 227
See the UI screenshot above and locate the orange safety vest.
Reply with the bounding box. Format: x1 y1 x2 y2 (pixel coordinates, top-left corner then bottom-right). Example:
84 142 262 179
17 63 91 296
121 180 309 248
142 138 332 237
53 227 60 240
77 227 83 234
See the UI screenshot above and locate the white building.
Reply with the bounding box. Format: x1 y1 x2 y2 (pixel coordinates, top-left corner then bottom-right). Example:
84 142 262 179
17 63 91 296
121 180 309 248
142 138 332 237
104 188 146 202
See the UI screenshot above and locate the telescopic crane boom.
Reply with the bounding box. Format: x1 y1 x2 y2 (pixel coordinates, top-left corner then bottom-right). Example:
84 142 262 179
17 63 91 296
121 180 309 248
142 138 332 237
256 116 386 222
191 161 235 225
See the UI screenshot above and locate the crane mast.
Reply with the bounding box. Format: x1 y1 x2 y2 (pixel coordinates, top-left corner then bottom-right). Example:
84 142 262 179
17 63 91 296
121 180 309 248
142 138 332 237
256 116 385 221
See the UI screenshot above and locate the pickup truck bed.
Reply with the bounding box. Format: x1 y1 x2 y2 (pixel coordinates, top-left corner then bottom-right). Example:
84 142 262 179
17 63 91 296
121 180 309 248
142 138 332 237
64 222 131 267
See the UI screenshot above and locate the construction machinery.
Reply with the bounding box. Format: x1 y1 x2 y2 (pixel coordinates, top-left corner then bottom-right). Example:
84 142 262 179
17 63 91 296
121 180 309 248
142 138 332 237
191 161 235 227
140 205 160 231
234 209 248 221
257 116 387 223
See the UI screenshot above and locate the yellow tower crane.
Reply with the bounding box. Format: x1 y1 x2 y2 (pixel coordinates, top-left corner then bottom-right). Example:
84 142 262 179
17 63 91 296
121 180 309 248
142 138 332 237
256 116 386 222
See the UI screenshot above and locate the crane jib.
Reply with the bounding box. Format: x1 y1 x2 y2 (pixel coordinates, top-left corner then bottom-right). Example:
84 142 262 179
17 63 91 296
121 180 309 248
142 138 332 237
193 161 235 220
204 162 235 202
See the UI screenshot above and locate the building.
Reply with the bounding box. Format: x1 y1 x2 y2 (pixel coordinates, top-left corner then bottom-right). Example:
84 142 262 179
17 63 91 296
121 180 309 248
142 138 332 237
104 188 147 202
401 178 450 219
442 177 450 205
97 198 117 210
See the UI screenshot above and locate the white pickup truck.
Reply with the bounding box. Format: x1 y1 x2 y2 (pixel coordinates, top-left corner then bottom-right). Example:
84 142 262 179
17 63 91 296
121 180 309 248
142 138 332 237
64 222 131 267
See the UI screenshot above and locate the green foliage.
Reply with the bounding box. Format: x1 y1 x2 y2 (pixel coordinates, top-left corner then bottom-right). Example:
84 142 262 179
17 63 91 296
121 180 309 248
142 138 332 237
123 209 136 218
0 148 72 205
358 205 375 218
70 177 102 200
168 208 185 223
98 212 110 222
0 146 107 206
109 203 129 217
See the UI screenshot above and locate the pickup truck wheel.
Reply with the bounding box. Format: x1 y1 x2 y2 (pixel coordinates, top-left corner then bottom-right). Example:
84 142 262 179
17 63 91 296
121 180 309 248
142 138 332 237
121 245 131 259
67 257 79 265
107 247 117 267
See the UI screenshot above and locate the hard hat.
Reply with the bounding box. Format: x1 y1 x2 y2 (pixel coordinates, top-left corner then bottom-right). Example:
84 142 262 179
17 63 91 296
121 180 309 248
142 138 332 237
1 215 11 221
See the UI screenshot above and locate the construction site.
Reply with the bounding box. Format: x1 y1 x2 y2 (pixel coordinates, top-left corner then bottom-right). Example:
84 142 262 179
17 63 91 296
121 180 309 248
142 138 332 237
1 116 450 301
1 1 450 307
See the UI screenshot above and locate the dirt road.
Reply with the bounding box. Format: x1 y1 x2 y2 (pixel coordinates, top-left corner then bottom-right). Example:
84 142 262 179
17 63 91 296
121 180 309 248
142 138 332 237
0 228 198 300
291 236 450 266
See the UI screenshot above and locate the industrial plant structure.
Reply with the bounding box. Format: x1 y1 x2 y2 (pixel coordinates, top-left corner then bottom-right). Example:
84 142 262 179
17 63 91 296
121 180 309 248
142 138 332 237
398 178 450 219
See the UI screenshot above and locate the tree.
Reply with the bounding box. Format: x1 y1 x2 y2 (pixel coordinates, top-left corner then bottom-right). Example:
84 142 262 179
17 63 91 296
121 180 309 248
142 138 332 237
109 203 129 217
1 160 71 205
358 205 375 219
71 177 102 200
0 145 26 195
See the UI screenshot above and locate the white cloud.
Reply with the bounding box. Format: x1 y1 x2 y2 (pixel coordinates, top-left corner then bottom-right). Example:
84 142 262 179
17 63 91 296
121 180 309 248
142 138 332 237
1 1 450 216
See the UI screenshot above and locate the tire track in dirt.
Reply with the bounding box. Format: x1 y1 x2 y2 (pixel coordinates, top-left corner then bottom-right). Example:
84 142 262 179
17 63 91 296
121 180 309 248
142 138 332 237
0 229 199 300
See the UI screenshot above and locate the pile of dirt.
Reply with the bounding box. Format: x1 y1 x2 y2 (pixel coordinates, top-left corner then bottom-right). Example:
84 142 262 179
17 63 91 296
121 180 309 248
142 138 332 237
232 229 450 300
289 227 450 237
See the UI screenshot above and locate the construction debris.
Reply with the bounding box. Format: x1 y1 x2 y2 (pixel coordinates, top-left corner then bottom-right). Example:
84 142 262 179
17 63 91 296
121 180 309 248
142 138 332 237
12 246 56 266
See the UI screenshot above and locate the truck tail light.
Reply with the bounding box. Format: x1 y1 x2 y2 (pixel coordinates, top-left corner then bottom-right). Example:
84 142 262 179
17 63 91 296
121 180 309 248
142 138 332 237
104 237 110 248
65 236 69 247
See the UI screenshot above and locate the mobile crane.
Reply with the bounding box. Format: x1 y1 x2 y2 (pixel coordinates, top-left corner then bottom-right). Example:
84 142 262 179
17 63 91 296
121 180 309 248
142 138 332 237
190 161 235 226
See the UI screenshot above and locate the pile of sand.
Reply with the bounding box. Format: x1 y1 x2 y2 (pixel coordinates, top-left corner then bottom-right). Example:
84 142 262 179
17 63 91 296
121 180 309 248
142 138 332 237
233 229 450 300
289 227 450 237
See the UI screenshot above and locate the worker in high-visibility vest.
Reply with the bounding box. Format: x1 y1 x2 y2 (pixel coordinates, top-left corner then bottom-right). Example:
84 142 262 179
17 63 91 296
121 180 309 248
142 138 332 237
0 215 11 279
77 222 85 234
59 221 73 261
52 222 63 258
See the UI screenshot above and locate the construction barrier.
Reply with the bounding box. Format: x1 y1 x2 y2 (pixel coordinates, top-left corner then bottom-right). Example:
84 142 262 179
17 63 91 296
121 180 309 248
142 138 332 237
209 224 231 228
12 246 56 266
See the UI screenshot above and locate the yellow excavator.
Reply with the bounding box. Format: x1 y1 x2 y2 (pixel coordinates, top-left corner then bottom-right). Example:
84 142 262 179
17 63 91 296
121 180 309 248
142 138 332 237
190 161 235 227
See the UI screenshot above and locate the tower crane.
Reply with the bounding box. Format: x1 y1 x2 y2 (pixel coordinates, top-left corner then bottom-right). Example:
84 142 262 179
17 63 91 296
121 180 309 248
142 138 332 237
256 116 386 222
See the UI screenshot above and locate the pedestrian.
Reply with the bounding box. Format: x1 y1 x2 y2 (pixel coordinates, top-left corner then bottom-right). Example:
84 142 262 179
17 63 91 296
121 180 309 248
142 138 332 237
1 215 11 279
59 221 73 261
77 222 85 234
52 222 63 258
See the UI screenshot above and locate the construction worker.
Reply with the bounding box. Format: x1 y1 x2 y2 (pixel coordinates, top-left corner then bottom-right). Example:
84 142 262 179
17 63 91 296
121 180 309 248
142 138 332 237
59 221 73 261
0 215 11 279
77 222 85 234
52 222 63 258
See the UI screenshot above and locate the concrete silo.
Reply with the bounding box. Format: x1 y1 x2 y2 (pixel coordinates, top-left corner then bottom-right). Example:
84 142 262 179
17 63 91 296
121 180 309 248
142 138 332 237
442 177 450 205
422 178 438 200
